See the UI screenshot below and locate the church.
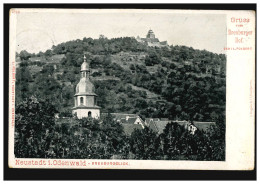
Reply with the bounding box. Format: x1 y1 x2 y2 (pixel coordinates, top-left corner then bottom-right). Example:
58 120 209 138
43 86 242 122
72 55 100 119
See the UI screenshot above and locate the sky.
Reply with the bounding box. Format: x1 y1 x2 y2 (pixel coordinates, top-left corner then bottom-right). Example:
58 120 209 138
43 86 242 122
15 10 227 54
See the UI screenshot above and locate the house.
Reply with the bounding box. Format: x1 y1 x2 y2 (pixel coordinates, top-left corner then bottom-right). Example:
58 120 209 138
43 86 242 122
148 120 172 134
193 121 215 132
29 57 44 62
145 118 215 135
144 118 160 126
102 113 145 135
108 113 139 120
184 122 197 135
105 113 143 123
111 113 145 128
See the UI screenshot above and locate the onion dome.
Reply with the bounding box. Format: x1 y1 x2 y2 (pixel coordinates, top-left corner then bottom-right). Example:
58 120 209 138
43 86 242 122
75 77 96 96
81 54 90 71
81 61 89 71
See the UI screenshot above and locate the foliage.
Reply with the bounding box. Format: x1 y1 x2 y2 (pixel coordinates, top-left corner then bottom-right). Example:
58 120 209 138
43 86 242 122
144 50 162 66
16 36 226 122
128 121 225 161
19 50 32 61
15 98 129 159
129 127 161 159
205 115 225 160
160 122 214 160
15 97 225 160
15 96 57 158
15 36 226 160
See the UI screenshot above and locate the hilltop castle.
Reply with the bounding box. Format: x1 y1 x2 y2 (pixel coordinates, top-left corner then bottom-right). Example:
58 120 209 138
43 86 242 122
72 55 100 119
136 29 168 47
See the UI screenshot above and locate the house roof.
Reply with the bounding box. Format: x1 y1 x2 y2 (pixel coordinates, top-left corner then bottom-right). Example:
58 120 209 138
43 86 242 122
120 118 127 124
109 113 139 120
144 118 153 125
122 124 143 136
153 121 171 134
147 120 188 134
118 117 144 125
193 121 215 132
146 119 215 134
173 120 189 127
161 118 169 121
127 117 138 124
145 118 153 122
153 118 160 121
148 120 159 133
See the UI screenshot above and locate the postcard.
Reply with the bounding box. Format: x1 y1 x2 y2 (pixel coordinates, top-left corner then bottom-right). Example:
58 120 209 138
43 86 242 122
8 8 255 170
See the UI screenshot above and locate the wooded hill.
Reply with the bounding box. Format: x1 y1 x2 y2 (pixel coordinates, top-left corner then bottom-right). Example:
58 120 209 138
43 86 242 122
16 36 226 122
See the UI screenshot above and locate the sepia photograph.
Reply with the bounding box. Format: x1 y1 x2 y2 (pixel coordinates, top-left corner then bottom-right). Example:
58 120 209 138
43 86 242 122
7 8 255 171
13 10 226 161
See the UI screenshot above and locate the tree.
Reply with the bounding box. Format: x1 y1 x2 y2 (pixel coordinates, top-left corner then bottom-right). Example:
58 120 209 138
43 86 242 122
160 122 186 159
15 66 32 102
42 65 54 76
44 49 53 59
130 127 160 159
144 51 161 66
205 115 225 161
15 96 57 158
19 50 31 61
100 114 126 154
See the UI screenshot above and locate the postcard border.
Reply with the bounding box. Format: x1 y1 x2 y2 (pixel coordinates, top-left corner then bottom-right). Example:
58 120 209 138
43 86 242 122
4 3 256 180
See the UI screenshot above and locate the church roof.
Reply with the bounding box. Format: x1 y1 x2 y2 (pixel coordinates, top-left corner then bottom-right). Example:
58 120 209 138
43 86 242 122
75 77 96 96
81 61 90 71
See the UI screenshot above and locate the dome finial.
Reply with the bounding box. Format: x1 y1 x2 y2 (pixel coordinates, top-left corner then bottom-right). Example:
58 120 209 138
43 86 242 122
81 54 89 72
84 54 86 62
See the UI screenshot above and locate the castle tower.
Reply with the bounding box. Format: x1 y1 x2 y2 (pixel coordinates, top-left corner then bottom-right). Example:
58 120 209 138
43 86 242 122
146 29 155 39
72 55 100 119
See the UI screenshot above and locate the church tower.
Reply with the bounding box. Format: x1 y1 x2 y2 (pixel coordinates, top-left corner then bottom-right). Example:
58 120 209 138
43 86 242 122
72 55 100 119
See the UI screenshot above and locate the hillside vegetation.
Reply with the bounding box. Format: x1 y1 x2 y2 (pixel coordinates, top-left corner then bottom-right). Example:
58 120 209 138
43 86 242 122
16 36 226 122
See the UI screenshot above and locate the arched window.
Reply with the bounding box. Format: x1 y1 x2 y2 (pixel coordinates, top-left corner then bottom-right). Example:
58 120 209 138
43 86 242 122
88 111 92 117
80 97 84 105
